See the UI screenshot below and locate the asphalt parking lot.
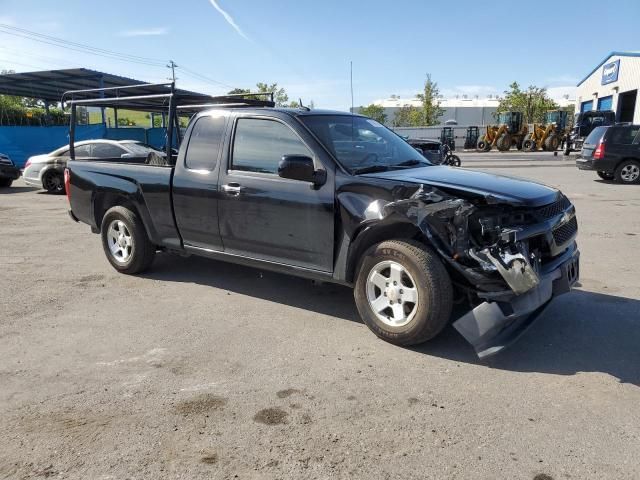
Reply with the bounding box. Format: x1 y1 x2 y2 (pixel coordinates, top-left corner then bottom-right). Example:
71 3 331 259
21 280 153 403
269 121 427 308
1 152 639 479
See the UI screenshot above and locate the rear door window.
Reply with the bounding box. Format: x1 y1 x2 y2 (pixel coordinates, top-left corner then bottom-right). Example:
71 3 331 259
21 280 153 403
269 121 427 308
184 115 226 171
608 126 640 145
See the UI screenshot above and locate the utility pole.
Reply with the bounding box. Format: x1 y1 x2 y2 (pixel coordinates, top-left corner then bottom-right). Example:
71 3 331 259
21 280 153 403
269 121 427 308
167 60 178 83
350 61 354 113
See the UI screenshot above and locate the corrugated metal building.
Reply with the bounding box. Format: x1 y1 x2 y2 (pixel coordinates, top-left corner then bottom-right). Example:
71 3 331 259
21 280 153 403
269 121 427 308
354 96 500 127
354 94 575 128
576 51 640 123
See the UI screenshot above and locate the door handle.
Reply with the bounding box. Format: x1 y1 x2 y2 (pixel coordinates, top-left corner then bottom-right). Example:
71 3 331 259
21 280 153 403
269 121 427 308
222 183 243 195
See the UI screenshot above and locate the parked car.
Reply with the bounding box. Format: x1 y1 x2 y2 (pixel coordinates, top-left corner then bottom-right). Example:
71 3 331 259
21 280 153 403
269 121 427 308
576 124 640 184
0 153 21 188
406 138 443 164
23 139 164 194
66 108 580 358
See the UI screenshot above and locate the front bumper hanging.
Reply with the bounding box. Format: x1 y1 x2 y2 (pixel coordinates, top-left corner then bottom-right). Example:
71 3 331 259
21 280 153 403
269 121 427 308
453 246 579 358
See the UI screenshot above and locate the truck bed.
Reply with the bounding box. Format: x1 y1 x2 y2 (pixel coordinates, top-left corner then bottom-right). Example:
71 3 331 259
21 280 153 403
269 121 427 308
67 160 182 249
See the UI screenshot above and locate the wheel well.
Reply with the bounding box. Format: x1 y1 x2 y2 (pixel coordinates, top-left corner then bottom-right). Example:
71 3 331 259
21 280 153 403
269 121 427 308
345 221 431 283
94 193 140 232
617 157 640 167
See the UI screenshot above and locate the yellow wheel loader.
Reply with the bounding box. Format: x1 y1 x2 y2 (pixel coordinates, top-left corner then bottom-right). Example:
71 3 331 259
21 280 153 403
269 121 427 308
476 112 528 152
522 110 569 152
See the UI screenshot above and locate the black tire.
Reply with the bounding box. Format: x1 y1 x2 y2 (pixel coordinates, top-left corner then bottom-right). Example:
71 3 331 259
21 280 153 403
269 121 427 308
522 135 536 152
100 206 156 274
476 137 490 152
544 134 560 151
496 134 511 151
0 177 13 188
597 171 614 181
614 159 640 184
354 240 453 346
450 154 461 167
42 170 65 194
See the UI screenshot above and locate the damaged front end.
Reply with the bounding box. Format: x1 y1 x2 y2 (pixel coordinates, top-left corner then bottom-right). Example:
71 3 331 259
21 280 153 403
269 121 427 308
377 185 580 358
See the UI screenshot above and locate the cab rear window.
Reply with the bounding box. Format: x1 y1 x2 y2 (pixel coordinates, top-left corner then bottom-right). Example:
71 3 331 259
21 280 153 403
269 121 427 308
584 126 607 146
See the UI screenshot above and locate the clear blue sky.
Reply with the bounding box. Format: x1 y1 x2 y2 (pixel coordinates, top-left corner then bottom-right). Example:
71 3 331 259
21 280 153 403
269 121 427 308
0 0 638 109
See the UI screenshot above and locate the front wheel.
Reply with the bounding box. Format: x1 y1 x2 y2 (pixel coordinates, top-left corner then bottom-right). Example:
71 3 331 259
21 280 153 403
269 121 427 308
476 137 490 152
354 240 453 346
100 206 156 274
0 178 13 188
449 154 461 166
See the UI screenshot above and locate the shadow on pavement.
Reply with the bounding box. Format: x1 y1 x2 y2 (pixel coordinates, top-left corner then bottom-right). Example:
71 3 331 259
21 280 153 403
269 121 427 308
144 254 361 323
0 186 38 194
145 254 640 386
415 289 640 386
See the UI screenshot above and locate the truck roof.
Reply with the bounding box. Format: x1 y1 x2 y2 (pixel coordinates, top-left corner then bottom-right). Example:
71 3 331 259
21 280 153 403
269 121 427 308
198 106 365 118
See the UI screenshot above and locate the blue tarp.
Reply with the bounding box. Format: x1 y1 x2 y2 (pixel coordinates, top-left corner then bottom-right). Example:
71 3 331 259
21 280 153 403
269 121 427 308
105 127 146 143
0 124 172 167
0 124 106 167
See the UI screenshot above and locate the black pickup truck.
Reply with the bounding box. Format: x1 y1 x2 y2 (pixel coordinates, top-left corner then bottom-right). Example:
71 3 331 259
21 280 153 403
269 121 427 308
66 106 580 357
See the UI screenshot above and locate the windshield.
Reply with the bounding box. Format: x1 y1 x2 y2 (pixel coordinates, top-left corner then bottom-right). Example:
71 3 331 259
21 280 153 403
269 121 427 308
545 111 560 123
300 115 431 173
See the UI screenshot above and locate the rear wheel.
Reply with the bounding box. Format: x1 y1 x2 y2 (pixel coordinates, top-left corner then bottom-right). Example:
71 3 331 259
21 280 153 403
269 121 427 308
614 160 640 184
0 177 12 188
496 134 511 151
450 154 461 166
42 170 65 194
354 240 453 346
100 206 156 274
597 171 614 181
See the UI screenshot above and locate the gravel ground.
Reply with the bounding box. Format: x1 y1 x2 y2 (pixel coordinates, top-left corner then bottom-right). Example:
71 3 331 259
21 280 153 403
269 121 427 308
1 153 639 479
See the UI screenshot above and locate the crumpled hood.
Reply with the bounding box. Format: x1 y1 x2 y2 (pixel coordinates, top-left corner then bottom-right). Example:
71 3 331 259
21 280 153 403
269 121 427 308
363 166 560 207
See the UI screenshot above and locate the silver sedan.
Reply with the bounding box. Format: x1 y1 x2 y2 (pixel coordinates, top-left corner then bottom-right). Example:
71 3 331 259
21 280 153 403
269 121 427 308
23 140 163 193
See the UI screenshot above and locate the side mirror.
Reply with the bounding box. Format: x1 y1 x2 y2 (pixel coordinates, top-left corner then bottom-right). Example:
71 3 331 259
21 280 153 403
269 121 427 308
414 147 423 154
278 155 326 186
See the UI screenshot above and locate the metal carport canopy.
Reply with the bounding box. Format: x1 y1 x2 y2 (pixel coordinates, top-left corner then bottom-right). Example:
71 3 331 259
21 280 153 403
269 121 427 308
0 68 207 105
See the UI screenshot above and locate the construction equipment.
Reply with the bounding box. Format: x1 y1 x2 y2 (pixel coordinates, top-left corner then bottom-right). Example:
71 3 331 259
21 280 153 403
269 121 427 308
440 127 455 150
464 126 479 149
522 110 569 152
476 112 527 152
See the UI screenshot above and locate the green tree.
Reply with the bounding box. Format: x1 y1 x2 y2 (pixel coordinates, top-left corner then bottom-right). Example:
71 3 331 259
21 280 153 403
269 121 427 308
497 82 559 124
255 82 289 106
359 104 387 124
227 88 251 95
392 105 423 127
229 83 300 107
415 74 445 125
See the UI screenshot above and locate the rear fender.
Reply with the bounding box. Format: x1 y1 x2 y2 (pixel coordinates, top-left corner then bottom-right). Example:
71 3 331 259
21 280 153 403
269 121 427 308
92 185 160 244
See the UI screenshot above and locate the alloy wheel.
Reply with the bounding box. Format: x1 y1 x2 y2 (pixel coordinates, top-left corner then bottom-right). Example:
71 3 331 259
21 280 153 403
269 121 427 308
366 260 419 327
